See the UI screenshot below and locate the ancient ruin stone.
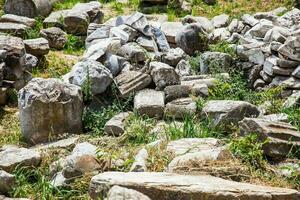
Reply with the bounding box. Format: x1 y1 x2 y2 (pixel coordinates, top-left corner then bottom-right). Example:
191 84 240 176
104 112 131 136
40 27 67 50
107 186 151 200
0 14 35 27
18 78 83 144
24 38 50 57
0 170 15 194
165 98 197 119
130 148 148 172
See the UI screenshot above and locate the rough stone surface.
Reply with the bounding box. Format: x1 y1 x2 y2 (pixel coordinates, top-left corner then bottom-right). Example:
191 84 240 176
107 186 151 200
161 22 184 44
202 100 260 126
0 22 27 37
40 27 67 50
114 71 152 98
239 118 300 159
130 148 148 172
104 112 131 136
165 98 197 119
0 146 41 172
0 170 15 194
24 38 50 57
134 89 165 118
199 52 233 74
18 78 83 144
150 61 180 90
0 14 35 27
89 172 300 200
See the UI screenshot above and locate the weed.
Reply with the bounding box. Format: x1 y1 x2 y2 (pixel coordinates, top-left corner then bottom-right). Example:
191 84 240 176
23 17 43 39
81 65 93 104
283 107 300 131
229 134 266 169
53 0 88 10
111 1 124 15
188 53 201 74
208 41 237 58
63 34 85 55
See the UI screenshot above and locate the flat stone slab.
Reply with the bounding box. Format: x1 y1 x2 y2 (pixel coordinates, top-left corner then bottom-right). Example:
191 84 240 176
89 172 300 200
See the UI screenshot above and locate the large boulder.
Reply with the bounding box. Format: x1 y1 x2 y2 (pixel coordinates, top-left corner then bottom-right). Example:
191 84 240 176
239 118 300 160
202 100 260 127
199 52 233 74
40 27 67 50
134 89 165 118
0 22 28 37
89 172 300 200
65 60 113 95
18 78 83 144
175 23 208 55
24 38 50 57
0 14 35 27
0 146 41 172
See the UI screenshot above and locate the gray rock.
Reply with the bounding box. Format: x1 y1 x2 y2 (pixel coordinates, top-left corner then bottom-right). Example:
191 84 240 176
117 24 139 42
270 76 300 89
253 79 265 89
64 1 103 35
277 8 300 28
0 146 41 172
164 85 191 102
278 36 300 62
0 22 27 37
228 19 245 33
24 53 38 71
33 137 79 151
136 36 156 52
175 23 208 55
117 42 147 62
208 27 231 43
0 170 15 194
125 12 150 36
181 15 214 33
160 48 186 67
261 113 289 123
241 14 259 27
283 91 300 108
130 148 148 172
40 27 67 50
175 59 191 77
211 14 230 28
0 14 35 27
260 70 273 83
18 78 83 144
134 89 165 118
104 112 131 136
292 65 300 79
89 172 300 200
86 25 111 47
239 118 300 160
150 61 180 90
264 26 290 43
199 52 233 74
103 54 128 76
43 10 70 28
165 98 197 119
245 19 274 39
24 38 50 57
66 60 113 95
115 71 152 98
238 47 265 65
107 186 151 200
161 22 184 44
202 100 260 127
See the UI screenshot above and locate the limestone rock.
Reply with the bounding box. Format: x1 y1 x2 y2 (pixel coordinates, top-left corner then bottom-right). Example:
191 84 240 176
283 91 300 108
43 10 70 28
104 112 131 136
114 71 152 98
0 22 27 37
24 38 50 57
89 172 300 200
130 148 148 172
107 186 151 200
150 61 180 90
239 118 300 159
18 78 83 144
0 170 15 194
66 59 113 95
165 98 197 119
160 48 186 67
0 14 35 27
0 146 41 172
211 14 230 28
175 23 208 55
134 89 165 118
199 52 233 74
175 60 191 77
117 42 147 62
202 100 260 126
40 27 67 50
161 22 184 45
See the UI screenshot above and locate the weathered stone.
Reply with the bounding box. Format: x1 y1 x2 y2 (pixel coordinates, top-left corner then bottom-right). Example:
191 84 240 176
260 70 273 83
0 146 41 172
24 38 50 57
134 89 165 118
277 36 300 62
136 36 156 52
238 47 265 65
202 100 260 126
40 27 67 50
165 98 197 119
66 60 113 95
292 66 300 78
245 19 274 39
34 137 79 151
181 15 214 33
18 78 83 144
89 172 300 200
270 76 300 89
241 14 259 27
239 118 300 159
264 26 290 43
261 113 289 123
117 42 147 62
228 19 245 33
64 1 103 35
181 73 229 88
175 23 208 55
43 10 69 28
24 53 38 71
277 8 300 28
130 148 148 172
211 14 230 28
199 52 233 74
208 28 231 43
4 0 52 18
283 91 300 108
159 48 186 67
0 170 15 194
104 112 131 136
150 61 180 90
161 22 184 44
175 59 191 77
124 12 150 36
253 79 265 89
0 14 35 27
164 85 191 102
107 186 151 200
0 22 27 37
115 71 152 98
117 24 139 42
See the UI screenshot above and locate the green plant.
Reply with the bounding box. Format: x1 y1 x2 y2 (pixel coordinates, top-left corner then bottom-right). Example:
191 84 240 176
229 134 267 169
209 41 237 58
23 17 43 39
53 0 88 10
120 113 156 144
111 1 124 14
188 53 201 74
63 34 84 55
283 107 300 131
81 66 93 104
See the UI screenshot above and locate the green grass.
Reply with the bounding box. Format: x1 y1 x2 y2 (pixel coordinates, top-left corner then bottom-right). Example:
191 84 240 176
63 35 85 55
53 0 88 10
23 17 43 39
